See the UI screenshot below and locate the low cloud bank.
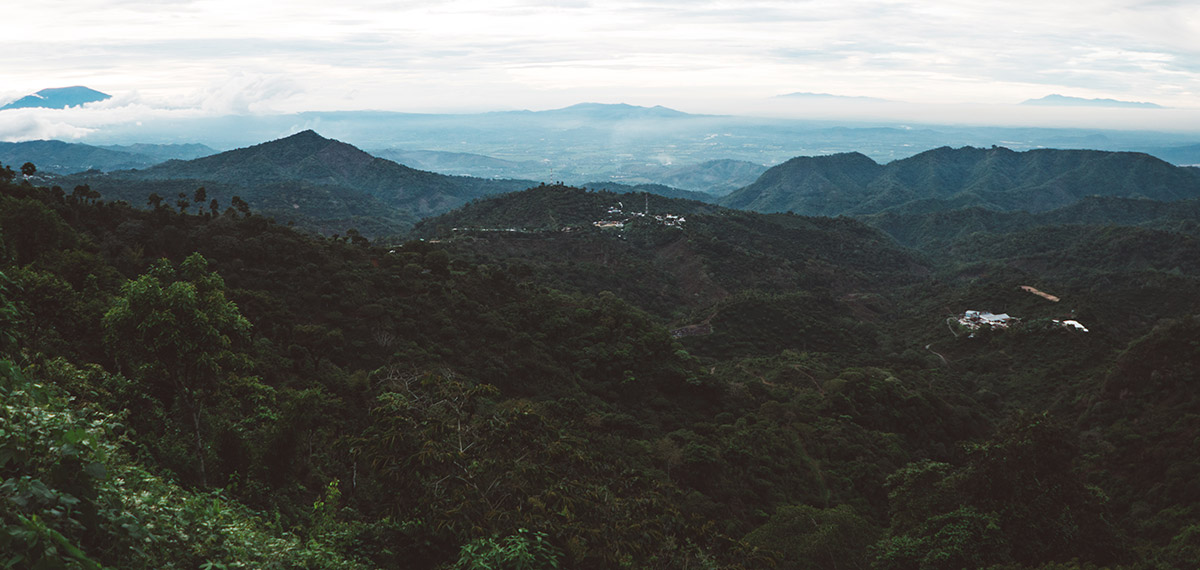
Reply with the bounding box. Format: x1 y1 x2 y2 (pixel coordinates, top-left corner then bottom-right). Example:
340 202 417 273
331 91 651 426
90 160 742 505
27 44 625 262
0 72 301 142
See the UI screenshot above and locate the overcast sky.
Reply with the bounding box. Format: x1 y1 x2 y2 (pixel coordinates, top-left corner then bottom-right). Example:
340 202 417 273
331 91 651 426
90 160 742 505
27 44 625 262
5 0 1200 129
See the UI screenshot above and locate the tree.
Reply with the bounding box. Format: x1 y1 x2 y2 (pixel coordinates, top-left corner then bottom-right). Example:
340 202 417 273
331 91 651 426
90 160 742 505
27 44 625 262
19 162 35 177
872 507 1011 570
873 414 1123 568
8 267 81 355
176 192 189 213
231 195 250 216
0 196 78 265
957 413 1122 564
102 253 251 486
147 193 164 209
71 185 91 204
744 504 878 570
345 228 369 246
0 270 21 357
193 186 207 205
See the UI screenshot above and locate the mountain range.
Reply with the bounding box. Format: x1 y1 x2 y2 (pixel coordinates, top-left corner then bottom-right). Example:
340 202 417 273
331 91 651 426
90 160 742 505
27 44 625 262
721 145 1200 216
0 140 214 174
31 133 1200 240
1020 94 1163 108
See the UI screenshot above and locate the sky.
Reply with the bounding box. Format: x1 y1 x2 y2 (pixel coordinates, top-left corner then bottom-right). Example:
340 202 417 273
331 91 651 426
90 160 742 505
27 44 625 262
5 0 1200 137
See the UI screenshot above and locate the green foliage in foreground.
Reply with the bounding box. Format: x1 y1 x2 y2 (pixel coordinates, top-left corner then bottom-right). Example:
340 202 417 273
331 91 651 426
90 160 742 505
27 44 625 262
0 357 366 569
453 528 562 570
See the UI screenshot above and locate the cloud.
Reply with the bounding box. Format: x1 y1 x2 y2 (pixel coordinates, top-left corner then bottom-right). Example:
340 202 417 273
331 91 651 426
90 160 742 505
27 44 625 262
3 0 1200 125
0 111 96 142
0 72 303 142
182 72 304 114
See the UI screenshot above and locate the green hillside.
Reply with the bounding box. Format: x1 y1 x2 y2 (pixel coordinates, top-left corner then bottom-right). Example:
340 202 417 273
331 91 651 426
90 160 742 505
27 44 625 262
720 151 881 214
64 131 538 236
0 140 163 174
863 196 1200 250
4 157 1200 569
724 146 1200 215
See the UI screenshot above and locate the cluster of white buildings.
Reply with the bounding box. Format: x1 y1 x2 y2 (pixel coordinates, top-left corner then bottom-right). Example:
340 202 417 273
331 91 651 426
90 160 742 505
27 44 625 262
955 310 1089 334
958 310 1018 330
594 202 686 230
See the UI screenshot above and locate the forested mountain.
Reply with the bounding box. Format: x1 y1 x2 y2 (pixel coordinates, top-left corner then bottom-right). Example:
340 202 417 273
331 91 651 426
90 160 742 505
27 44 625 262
5 146 1200 570
863 195 1200 250
121 130 536 210
62 130 538 236
723 145 1200 215
720 151 882 214
0 140 173 174
96 142 216 162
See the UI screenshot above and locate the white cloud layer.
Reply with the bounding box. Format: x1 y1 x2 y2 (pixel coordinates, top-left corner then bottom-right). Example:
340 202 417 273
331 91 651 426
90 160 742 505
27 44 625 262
0 72 303 141
4 0 1200 133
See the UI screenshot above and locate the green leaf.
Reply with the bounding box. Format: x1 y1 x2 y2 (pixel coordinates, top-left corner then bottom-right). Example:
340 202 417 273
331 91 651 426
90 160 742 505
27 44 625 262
84 462 107 480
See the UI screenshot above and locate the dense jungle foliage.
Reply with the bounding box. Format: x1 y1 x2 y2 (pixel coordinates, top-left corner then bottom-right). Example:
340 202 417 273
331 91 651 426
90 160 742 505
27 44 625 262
3 163 1200 569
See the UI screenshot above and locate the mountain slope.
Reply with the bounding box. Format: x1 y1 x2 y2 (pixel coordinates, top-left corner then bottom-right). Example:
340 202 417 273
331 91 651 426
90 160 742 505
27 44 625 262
720 152 882 215
412 184 928 319
864 196 1200 251
722 146 1200 216
0 140 164 173
97 142 216 162
1 86 111 110
67 130 539 234
124 130 536 215
0 140 213 174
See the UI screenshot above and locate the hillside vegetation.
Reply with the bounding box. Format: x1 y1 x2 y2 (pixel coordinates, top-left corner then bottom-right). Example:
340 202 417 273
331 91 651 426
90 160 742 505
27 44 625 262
723 145 1200 216
4 147 1200 570
62 131 537 236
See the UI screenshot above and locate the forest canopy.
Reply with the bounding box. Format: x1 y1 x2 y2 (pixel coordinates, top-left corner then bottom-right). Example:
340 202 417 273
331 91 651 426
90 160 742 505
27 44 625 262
3 160 1200 569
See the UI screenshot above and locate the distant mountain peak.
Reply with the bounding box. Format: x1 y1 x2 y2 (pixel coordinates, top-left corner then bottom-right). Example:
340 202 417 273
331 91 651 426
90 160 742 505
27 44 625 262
1020 94 1162 108
1 86 111 110
283 129 326 140
115 131 536 225
539 102 691 118
264 129 334 147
